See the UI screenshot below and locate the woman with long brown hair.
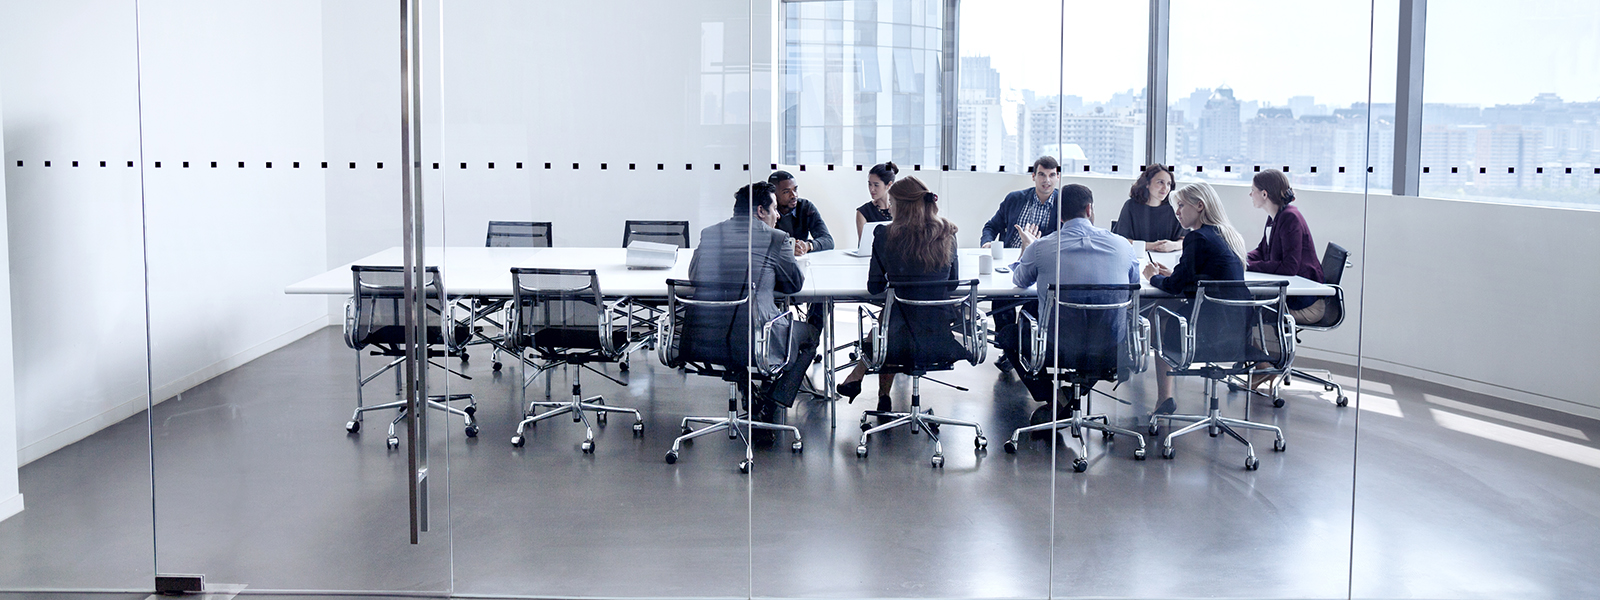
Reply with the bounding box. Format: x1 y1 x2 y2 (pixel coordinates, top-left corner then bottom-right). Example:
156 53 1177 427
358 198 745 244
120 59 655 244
835 176 960 413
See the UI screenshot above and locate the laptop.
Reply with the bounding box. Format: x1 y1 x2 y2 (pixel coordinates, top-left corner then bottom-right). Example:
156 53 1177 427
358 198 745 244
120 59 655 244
847 222 888 257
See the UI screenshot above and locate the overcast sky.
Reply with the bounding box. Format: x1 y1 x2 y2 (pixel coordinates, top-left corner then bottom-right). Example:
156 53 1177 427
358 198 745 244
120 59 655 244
958 0 1600 108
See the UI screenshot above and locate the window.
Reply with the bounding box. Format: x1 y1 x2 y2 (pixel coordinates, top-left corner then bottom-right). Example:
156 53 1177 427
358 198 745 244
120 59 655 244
779 0 945 167
1419 0 1600 208
1167 0 1382 192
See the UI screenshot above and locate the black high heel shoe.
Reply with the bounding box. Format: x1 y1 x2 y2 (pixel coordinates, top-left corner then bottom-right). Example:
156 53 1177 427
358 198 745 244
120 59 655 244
837 379 863 402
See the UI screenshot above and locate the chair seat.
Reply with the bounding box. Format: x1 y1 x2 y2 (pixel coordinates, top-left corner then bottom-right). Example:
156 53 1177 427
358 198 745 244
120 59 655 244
528 327 630 355
361 324 470 348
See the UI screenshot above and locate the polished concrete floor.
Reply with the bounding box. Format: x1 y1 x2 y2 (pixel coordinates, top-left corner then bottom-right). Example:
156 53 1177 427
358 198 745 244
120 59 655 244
1 326 1597 599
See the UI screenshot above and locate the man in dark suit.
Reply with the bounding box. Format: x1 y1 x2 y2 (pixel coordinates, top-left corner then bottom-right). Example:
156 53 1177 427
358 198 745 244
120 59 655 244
686 182 819 424
981 155 1062 373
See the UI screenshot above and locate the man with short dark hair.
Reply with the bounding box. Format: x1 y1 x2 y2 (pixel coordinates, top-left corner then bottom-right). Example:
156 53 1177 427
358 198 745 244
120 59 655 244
688 182 820 423
980 156 1062 249
767 171 834 256
1003 183 1139 417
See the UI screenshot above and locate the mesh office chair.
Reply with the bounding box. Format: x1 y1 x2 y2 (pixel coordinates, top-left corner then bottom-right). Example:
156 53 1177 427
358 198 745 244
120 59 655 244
1281 242 1351 406
656 278 803 473
506 268 645 453
623 220 691 248
854 280 988 468
342 266 477 449
486 220 554 247
1005 283 1151 471
474 221 554 371
1148 280 1292 470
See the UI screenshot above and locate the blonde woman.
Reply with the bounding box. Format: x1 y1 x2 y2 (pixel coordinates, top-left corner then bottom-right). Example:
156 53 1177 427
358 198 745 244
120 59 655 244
1141 181 1248 414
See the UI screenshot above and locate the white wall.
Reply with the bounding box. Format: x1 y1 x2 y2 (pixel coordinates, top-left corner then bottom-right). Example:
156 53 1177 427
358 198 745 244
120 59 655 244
1 0 334 465
0 80 22 523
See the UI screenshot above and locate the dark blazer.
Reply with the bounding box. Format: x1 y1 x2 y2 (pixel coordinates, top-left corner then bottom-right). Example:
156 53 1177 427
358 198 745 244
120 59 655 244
683 216 804 369
980 188 1059 247
1246 204 1323 310
774 198 835 251
1150 225 1244 296
867 224 966 367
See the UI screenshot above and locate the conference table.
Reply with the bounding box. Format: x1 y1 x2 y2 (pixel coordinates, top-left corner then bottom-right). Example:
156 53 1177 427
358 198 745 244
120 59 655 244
286 245 1334 409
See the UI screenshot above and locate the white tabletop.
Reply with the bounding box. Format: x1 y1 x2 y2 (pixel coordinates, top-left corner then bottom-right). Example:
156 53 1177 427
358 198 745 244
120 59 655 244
285 246 1334 298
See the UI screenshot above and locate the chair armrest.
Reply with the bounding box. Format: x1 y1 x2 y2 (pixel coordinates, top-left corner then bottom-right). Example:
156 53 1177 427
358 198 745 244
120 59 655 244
1278 312 1297 367
1132 315 1151 374
755 309 796 378
1152 304 1191 368
1017 308 1045 374
343 297 359 350
655 305 679 368
858 304 888 371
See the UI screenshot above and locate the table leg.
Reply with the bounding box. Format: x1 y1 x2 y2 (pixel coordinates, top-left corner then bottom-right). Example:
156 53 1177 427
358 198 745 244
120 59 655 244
824 297 837 429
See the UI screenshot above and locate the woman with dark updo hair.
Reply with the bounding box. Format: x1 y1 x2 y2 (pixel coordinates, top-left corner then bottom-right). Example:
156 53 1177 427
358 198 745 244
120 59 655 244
1245 169 1325 389
855 161 897 237
836 175 960 414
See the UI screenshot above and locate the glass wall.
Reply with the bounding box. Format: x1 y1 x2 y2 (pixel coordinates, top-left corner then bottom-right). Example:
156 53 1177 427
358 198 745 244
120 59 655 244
5 1 1600 598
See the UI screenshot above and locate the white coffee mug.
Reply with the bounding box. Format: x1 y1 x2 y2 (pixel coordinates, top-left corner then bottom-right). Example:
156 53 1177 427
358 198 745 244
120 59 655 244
990 243 1004 260
978 253 993 275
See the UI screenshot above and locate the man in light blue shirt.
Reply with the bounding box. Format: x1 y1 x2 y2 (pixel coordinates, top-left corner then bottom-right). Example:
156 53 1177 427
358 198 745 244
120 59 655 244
1002 184 1140 411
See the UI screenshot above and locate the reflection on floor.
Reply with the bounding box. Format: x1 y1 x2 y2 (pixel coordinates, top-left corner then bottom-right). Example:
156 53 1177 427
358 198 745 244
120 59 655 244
0 326 1597 599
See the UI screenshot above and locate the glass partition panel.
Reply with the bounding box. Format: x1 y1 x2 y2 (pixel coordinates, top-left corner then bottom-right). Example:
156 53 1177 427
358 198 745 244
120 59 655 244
0 2 155 590
439 0 758 596
143 0 450 592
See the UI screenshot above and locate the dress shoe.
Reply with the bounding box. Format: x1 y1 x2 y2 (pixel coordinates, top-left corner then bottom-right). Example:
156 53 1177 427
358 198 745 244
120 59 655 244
1154 397 1177 415
837 379 863 402
994 355 1014 374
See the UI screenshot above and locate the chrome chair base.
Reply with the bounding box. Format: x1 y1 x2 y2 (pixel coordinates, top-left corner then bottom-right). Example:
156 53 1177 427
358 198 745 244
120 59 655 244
1004 408 1147 471
512 362 642 452
1288 367 1349 406
345 393 478 450
666 383 803 473
855 377 987 468
1150 378 1285 471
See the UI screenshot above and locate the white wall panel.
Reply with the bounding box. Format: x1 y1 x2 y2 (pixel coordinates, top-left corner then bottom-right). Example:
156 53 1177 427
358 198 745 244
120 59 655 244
0 80 22 522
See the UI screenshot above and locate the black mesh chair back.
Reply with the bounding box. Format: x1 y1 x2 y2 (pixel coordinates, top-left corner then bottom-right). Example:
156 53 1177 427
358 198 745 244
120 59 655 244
509 268 622 360
346 266 465 351
871 279 984 373
623 220 691 248
486 221 553 247
1179 280 1290 366
1037 283 1144 379
1311 242 1350 329
658 278 751 369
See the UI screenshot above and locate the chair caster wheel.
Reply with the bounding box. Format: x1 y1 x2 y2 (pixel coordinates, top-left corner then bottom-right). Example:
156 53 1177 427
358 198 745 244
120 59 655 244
855 444 868 458
931 454 944 468
1161 446 1175 459
1002 440 1017 454
464 405 476 416
1336 395 1349 407
1245 456 1260 471
580 440 595 454
387 436 400 450
1148 424 1159 436
1072 458 1088 473
859 420 871 432
974 436 987 450
665 451 678 464
346 420 361 434
597 412 607 426
1272 397 1285 408
1134 448 1147 460
464 425 478 438
1324 384 1336 392
492 361 502 371
1227 382 1242 392
791 440 803 453
632 421 644 434
1070 427 1080 439
1273 438 1287 452
738 459 752 474
511 435 525 448
459 351 469 361
927 422 939 434
1101 430 1114 440
619 362 629 372
680 425 692 435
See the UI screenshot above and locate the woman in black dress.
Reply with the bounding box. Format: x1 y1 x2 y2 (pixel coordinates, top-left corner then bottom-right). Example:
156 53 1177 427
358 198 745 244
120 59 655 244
854 161 897 238
836 175 960 413
1112 164 1185 252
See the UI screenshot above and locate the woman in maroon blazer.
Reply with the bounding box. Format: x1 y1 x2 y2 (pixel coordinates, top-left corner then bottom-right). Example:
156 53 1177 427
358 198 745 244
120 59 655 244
1245 169 1324 388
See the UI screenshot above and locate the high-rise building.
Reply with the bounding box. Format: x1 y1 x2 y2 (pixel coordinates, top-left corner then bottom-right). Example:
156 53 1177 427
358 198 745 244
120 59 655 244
1200 86 1242 161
